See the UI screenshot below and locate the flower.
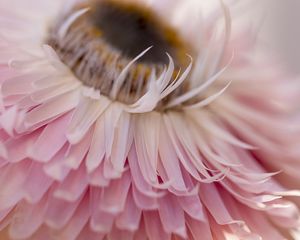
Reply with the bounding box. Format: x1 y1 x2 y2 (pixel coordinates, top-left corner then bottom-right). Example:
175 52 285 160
0 0 300 239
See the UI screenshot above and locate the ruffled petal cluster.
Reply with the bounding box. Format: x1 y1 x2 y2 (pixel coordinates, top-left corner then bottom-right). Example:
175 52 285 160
0 0 300 239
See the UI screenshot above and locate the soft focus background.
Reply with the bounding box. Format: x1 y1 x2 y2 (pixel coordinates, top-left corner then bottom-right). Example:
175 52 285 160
196 0 300 75
262 0 300 74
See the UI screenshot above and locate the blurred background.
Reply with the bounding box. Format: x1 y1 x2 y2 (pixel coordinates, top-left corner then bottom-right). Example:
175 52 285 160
194 0 300 75
262 0 300 74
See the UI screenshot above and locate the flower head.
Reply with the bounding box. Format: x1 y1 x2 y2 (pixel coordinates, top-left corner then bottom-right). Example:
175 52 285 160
0 0 300 239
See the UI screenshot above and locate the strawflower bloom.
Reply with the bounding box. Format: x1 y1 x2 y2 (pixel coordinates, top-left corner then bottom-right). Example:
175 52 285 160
0 0 300 239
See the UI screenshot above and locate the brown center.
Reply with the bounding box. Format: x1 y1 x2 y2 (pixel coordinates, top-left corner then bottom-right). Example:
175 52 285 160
48 0 191 105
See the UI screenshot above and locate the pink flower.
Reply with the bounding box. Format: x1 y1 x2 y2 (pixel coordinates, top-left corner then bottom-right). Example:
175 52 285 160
0 0 299 239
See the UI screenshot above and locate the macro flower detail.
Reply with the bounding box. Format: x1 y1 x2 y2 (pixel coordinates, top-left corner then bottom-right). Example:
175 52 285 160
0 0 300 239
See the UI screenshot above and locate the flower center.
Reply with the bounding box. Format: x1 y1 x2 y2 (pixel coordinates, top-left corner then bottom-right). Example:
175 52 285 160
92 0 181 64
48 0 190 105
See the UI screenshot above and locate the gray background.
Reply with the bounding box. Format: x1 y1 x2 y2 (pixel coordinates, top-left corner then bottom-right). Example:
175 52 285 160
262 0 300 74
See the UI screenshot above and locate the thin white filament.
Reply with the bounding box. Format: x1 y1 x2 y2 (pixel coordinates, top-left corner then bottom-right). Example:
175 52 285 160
166 56 232 108
110 46 153 100
58 8 90 40
184 81 232 109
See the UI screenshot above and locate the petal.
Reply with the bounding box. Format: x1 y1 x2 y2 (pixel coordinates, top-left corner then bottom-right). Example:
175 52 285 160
64 126 93 170
77 224 105 240
9 195 47 239
0 160 31 211
45 192 84 230
22 162 53 204
186 215 213 240
88 163 110 187
89 187 115 233
28 113 70 162
57 192 90 240
67 96 110 144
85 117 105 173
132 184 159 211
54 164 88 202
144 211 171 240
158 195 187 238
23 89 80 129
200 183 241 225
116 189 142 232
99 171 131 214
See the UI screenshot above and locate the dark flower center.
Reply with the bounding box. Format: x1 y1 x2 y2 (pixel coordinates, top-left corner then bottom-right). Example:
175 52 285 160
48 0 190 105
91 1 180 64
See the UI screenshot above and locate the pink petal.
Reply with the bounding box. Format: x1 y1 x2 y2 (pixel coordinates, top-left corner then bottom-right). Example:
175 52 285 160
109 111 132 173
186 215 213 240
22 162 53 203
178 195 205 221
132 184 159 210
88 163 110 187
0 105 17 136
9 195 47 239
57 193 90 240
128 143 164 198
158 195 187 238
43 145 70 181
54 164 88 202
28 113 70 162
45 191 84 229
85 117 105 173
31 81 80 103
2 73 40 97
24 90 79 129
99 170 131 214
200 183 241 225
77 224 105 240
5 129 41 163
67 96 110 144
116 189 142 231
0 160 31 211
89 187 115 233
144 211 171 240
108 226 134 240
64 126 93 170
